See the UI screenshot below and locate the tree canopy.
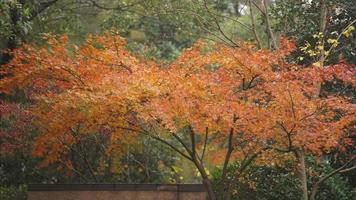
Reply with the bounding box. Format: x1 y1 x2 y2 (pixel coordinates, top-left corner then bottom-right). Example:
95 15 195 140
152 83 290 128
0 1 355 200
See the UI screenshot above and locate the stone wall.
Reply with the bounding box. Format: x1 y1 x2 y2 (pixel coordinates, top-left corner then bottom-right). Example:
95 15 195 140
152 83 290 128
28 184 207 200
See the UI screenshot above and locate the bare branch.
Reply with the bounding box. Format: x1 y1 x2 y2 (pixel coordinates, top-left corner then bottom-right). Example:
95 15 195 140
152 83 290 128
200 127 209 161
220 127 234 184
287 89 297 120
117 125 194 161
248 0 262 48
310 156 356 200
339 165 356 173
203 0 240 47
189 125 196 158
251 0 266 16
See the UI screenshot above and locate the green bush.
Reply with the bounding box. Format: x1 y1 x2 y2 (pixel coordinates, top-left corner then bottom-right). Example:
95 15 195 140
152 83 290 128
211 159 353 200
0 185 27 200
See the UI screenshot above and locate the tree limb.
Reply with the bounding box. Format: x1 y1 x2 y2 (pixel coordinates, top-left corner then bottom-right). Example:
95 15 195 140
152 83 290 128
310 156 356 200
200 127 209 161
248 0 262 48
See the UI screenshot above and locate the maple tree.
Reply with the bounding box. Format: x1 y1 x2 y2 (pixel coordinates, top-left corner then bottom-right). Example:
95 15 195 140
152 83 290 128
0 31 354 199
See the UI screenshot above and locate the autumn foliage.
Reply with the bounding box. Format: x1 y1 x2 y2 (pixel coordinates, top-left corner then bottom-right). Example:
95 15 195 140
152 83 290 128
0 31 354 199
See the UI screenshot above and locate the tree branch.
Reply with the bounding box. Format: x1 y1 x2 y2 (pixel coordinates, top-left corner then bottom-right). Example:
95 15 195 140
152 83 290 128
88 0 139 11
203 0 239 47
200 127 209 161
248 0 262 48
115 125 194 162
310 156 356 200
261 0 278 50
189 125 196 158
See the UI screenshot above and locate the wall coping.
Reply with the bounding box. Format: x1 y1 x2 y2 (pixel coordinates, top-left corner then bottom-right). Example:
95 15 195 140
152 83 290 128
28 184 206 192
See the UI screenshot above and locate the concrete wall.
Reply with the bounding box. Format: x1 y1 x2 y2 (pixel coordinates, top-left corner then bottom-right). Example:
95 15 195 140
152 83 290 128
28 184 207 200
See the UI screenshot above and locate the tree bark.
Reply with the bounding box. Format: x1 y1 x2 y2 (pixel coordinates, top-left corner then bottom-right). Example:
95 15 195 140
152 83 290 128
193 156 216 200
314 0 329 97
318 0 328 68
219 128 234 199
202 176 217 200
295 150 308 200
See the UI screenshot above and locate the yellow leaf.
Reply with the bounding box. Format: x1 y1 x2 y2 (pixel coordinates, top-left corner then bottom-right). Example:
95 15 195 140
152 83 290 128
327 38 337 44
313 61 321 67
342 25 354 38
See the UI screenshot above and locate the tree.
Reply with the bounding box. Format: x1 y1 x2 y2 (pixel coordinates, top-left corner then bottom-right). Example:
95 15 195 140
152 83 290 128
1 31 354 200
0 0 214 65
0 0 60 65
271 0 356 64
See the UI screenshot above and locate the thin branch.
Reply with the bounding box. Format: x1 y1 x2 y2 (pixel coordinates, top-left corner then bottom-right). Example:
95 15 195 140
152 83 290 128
339 165 356 173
116 125 193 161
203 0 240 47
287 89 297 120
299 109 318 122
246 74 260 90
227 146 271 196
112 35 133 73
189 125 196 158
191 10 238 47
37 55 87 87
310 156 356 200
58 159 90 183
220 127 234 182
72 124 99 183
146 134 193 161
89 0 139 11
251 0 266 16
171 132 194 157
248 0 262 48
277 122 295 151
200 127 209 161
324 20 356 61
204 7 253 31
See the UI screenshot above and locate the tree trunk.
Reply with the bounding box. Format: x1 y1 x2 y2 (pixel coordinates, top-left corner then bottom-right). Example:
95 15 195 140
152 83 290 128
248 0 262 49
218 128 234 199
315 0 328 97
202 176 217 200
295 150 308 200
193 155 217 200
262 0 278 50
318 0 328 68
186 154 218 199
